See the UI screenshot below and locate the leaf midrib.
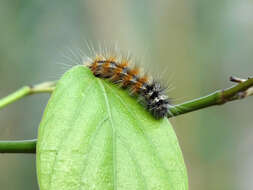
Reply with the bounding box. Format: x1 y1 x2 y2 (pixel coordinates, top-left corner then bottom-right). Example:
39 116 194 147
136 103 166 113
97 79 117 190
104 82 173 188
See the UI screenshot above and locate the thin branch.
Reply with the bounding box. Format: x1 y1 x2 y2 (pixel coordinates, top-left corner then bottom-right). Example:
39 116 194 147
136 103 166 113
0 81 55 154
168 76 253 118
0 139 36 153
0 76 252 153
0 81 56 110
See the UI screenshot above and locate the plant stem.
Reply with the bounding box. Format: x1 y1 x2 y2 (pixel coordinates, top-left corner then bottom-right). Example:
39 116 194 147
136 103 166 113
0 81 56 154
168 76 253 118
0 77 252 153
0 139 36 153
0 81 56 110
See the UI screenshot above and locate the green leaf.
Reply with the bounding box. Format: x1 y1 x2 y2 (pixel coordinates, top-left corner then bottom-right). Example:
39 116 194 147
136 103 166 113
36 66 188 190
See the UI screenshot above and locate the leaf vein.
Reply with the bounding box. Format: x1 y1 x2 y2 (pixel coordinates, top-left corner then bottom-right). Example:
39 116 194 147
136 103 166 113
97 79 117 190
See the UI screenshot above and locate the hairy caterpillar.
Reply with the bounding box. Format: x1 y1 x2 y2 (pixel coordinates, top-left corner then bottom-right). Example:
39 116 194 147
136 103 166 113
85 54 172 119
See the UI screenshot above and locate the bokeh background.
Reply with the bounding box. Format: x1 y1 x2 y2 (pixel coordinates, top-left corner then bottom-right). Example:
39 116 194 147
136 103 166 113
0 0 253 189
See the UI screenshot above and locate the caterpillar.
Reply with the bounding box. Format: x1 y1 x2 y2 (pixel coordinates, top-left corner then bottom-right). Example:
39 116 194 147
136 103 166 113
85 54 172 119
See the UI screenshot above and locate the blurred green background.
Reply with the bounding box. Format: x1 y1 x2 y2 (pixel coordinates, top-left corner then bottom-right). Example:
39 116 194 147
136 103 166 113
0 0 252 189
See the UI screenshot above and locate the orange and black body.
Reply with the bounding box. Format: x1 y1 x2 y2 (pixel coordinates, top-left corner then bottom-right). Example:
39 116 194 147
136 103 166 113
87 55 171 119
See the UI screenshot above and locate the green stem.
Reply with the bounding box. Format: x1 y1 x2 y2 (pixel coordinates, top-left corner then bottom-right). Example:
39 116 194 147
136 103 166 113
0 81 56 154
0 77 252 153
168 77 253 118
0 81 56 110
0 139 36 153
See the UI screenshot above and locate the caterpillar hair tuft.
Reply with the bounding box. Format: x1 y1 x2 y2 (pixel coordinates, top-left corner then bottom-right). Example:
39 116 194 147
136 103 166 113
85 54 172 119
